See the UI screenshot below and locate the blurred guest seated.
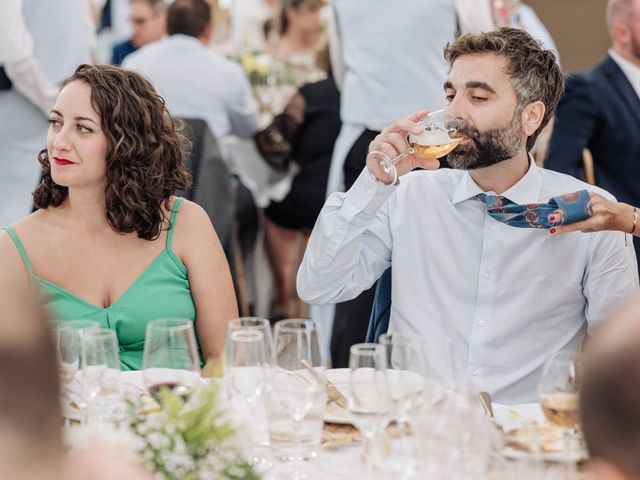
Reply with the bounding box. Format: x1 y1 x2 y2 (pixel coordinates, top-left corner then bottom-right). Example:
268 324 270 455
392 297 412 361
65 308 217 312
298 28 639 403
111 0 167 65
266 0 326 82
0 64 238 371
255 44 340 319
581 295 640 480
545 0 640 273
123 0 259 144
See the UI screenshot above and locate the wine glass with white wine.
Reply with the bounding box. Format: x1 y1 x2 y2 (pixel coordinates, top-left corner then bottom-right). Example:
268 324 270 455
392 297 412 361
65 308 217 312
369 108 463 179
538 351 582 463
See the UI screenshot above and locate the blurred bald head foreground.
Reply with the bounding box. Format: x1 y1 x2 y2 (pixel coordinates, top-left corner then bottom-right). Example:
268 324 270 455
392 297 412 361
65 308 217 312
0 277 62 480
581 295 640 480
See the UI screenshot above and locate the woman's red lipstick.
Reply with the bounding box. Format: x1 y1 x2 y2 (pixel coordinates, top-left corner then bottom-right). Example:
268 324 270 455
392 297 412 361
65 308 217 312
53 157 76 166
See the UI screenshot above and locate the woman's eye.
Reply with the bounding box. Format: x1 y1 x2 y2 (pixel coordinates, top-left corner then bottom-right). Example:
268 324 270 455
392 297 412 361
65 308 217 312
48 118 62 127
77 124 93 134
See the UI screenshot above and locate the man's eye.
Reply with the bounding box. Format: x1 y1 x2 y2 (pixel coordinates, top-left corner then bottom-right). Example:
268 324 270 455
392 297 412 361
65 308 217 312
445 94 455 102
472 96 488 102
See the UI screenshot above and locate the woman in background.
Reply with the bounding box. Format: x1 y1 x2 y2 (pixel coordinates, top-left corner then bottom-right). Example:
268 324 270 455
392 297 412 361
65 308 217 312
0 64 237 370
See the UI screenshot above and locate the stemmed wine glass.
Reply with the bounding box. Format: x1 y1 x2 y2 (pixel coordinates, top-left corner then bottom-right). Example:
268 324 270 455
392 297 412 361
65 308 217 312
378 333 424 442
142 318 201 404
538 350 582 466
82 328 122 424
56 325 81 388
348 343 392 476
267 319 326 478
226 329 273 472
368 108 463 179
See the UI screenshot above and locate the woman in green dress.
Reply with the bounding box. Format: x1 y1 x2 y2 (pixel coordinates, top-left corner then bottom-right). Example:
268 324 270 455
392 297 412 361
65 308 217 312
0 64 238 371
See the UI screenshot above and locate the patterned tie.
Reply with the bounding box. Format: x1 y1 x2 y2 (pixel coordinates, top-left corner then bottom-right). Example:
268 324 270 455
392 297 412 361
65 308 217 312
476 189 592 228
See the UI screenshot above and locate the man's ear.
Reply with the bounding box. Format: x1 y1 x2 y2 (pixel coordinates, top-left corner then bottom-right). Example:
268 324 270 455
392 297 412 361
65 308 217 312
521 100 545 137
591 458 633 480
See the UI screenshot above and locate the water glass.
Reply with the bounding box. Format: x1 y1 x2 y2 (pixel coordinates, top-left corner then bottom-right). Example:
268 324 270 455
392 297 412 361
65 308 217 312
348 343 391 475
142 318 201 404
267 319 326 465
82 328 122 423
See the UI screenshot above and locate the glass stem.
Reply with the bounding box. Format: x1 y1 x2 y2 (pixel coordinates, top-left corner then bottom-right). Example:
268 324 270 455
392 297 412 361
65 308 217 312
379 148 415 174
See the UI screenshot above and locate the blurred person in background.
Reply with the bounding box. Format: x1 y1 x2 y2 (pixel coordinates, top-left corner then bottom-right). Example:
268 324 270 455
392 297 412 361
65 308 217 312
581 295 640 480
255 43 341 319
266 0 326 80
0 64 237 371
111 0 167 65
0 0 93 229
545 0 640 274
123 0 258 145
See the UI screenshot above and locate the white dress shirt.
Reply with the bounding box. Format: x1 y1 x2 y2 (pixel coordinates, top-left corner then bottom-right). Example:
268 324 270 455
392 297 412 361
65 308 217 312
123 34 258 140
298 162 639 403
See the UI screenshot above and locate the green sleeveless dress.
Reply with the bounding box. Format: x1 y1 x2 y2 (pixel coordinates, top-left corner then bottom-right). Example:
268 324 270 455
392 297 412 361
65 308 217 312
4 197 197 371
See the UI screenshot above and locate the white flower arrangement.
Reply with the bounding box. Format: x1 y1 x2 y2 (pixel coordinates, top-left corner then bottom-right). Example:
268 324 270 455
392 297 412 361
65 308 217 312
66 382 260 480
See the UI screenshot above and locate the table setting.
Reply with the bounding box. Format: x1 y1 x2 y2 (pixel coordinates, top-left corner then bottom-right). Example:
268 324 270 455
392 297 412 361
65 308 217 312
56 319 591 480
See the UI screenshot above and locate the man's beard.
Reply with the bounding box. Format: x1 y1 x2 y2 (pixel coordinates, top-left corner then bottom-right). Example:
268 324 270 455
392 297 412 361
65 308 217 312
446 113 523 170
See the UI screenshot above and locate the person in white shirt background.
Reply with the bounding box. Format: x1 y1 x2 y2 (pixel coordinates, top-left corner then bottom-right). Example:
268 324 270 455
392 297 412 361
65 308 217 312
298 27 639 403
0 0 93 229
123 0 258 145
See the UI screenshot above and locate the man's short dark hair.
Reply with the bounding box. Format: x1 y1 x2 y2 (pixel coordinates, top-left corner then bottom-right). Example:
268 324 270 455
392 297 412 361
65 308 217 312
167 0 211 38
444 27 564 152
581 335 640 478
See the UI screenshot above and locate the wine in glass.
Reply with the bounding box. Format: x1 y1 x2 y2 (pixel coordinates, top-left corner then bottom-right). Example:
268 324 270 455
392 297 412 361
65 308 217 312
370 108 463 178
348 343 391 475
538 350 582 463
142 318 201 404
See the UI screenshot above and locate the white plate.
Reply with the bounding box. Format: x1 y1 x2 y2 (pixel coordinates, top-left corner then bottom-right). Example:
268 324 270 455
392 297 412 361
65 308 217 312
493 403 588 463
323 368 424 425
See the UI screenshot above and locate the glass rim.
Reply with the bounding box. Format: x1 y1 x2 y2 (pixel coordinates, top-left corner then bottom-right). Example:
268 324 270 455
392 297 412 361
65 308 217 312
146 318 194 331
82 327 117 339
62 319 101 329
229 317 270 328
273 318 317 333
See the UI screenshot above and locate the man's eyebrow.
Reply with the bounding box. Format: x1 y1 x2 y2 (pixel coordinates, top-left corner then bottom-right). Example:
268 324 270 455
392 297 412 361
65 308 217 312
465 81 496 94
48 110 97 125
443 81 453 90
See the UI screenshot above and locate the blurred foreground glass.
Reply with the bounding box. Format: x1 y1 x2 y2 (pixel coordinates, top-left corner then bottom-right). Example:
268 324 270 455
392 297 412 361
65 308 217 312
267 319 326 468
348 343 391 476
538 350 582 470
82 328 122 423
142 318 201 404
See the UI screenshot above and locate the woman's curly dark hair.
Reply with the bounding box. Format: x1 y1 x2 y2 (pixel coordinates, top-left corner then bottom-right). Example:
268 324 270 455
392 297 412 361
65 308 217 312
33 64 192 240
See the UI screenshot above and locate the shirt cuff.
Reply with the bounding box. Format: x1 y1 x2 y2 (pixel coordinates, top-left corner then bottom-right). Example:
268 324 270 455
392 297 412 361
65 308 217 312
344 166 398 215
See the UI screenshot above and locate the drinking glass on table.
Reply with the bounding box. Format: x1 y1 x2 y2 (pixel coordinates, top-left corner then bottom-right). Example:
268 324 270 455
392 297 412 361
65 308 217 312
56 325 81 387
142 318 201 404
538 350 582 463
226 329 273 472
368 108 463 179
267 319 326 471
82 328 122 423
348 343 392 476
378 333 424 440
227 317 276 366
